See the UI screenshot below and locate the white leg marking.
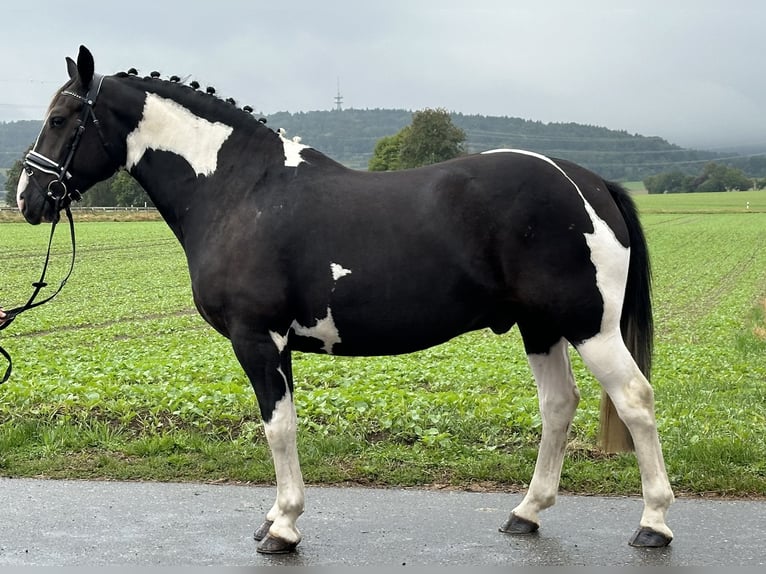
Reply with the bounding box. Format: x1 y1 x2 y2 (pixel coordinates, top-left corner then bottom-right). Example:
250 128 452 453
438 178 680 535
291 307 341 354
125 93 233 176
263 392 305 545
577 334 674 539
330 262 352 281
512 339 579 526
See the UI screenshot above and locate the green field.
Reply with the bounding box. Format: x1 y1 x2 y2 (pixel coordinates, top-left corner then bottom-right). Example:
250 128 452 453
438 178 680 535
0 191 764 496
635 189 766 213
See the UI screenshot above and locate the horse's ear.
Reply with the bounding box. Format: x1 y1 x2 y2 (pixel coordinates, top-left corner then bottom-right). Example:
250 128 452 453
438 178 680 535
66 57 77 80
76 45 94 87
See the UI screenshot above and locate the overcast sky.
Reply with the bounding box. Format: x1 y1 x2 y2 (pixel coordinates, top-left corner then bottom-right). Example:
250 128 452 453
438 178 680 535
1 0 763 149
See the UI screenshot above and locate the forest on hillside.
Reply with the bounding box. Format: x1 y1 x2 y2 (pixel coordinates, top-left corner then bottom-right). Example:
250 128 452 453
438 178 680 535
265 109 730 179
3 110 764 181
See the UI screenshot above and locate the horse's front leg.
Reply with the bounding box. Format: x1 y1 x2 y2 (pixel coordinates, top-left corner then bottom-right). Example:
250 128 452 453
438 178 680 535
232 329 304 554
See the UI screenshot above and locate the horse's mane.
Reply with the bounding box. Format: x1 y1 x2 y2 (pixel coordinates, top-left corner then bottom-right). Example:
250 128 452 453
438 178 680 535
110 69 344 170
113 70 270 131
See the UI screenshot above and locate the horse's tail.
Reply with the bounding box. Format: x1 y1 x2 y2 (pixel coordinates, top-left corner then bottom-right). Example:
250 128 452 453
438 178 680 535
598 181 654 453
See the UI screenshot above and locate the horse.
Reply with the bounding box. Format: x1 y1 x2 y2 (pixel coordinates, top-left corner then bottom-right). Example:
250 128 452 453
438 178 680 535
15 46 674 554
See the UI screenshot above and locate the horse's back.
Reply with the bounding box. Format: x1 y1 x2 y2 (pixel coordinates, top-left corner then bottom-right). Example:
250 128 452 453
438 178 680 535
247 151 625 355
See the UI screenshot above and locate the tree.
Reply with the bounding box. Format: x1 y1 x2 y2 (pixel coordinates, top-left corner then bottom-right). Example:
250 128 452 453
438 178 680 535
644 162 755 194
644 170 693 194
368 108 465 171
398 108 465 169
368 130 408 172
4 158 22 206
693 162 752 192
111 169 150 207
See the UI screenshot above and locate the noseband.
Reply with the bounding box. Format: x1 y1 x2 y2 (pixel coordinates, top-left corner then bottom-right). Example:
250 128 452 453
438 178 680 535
0 76 106 383
22 73 106 209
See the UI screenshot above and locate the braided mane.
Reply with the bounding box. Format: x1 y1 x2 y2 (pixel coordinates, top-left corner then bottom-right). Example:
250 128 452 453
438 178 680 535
115 69 267 126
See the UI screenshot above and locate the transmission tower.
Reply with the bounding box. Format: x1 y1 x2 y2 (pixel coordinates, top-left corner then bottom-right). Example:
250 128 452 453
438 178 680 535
334 78 343 111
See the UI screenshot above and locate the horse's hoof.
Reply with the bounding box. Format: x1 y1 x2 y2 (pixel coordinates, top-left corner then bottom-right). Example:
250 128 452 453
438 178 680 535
629 527 672 547
254 520 274 541
499 512 540 535
256 533 300 554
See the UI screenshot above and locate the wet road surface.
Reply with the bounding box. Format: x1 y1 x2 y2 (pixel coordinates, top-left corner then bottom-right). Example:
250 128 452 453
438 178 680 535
0 478 762 566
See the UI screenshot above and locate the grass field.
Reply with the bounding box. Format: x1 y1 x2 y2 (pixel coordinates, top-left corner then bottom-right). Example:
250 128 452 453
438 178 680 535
635 189 766 213
0 191 764 496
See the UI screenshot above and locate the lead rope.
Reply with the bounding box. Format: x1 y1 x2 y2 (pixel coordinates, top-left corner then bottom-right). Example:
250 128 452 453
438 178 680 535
0 206 76 383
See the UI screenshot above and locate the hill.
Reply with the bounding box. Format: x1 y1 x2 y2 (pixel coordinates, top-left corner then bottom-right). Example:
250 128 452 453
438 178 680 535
0 120 40 169
266 109 726 179
0 111 751 181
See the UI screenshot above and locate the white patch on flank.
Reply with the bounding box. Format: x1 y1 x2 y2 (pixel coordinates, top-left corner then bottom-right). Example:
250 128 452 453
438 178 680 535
291 307 341 354
125 93 233 176
16 170 29 212
330 262 352 281
482 148 629 334
278 128 309 167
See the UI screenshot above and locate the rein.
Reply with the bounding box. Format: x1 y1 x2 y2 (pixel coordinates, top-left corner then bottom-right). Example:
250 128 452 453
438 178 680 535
0 76 103 384
0 206 76 384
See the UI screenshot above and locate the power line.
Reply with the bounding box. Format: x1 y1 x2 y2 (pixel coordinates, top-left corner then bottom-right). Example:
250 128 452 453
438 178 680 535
0 103 47 109
0 79 59 84
462 128 670 144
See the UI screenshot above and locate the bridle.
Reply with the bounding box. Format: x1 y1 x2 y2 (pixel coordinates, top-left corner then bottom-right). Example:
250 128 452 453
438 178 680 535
0 73 106 384
22 73 106 207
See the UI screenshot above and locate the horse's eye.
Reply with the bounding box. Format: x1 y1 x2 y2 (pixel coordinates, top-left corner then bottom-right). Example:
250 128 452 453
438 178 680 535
49 116 66 128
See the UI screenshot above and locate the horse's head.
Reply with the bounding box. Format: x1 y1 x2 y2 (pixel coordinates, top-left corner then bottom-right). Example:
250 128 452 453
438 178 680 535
17 46 119 224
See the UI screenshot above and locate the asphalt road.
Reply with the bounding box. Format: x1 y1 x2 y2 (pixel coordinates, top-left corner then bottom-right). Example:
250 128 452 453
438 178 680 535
0 478 763 566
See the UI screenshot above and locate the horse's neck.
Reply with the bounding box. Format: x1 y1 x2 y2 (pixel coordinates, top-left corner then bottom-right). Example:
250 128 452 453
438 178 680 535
125 117 280 242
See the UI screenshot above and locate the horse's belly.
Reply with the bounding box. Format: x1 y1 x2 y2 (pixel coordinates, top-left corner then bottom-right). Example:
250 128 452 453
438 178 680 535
289 301 497 356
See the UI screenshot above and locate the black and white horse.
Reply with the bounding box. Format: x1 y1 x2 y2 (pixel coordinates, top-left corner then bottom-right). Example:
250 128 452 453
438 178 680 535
16 46 673 553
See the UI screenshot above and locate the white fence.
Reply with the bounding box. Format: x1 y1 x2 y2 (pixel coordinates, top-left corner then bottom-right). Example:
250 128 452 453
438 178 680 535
0 206 158 213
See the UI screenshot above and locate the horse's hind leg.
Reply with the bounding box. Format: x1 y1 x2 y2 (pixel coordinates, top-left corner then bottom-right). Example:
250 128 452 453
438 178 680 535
501 338 579 534
576 332 674 546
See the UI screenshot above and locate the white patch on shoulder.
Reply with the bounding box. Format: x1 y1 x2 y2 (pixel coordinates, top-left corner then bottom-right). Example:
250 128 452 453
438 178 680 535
125 93 233 176
484 148 629 334
291 307 341 354
330 262 352 281
278 129 309 167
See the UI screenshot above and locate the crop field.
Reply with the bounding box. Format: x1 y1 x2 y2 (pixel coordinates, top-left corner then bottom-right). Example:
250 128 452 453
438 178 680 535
0 191 765 496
